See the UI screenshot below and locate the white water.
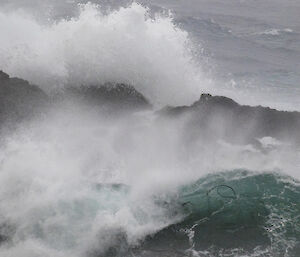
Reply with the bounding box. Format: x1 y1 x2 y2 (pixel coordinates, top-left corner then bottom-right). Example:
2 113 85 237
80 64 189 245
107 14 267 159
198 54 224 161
0 108 181 256
0 101 299 257
0 3 212 106
0 2 300 257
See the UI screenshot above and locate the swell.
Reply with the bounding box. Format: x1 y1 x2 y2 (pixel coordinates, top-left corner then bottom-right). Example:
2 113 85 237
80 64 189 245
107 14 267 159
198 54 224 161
139 170 300 257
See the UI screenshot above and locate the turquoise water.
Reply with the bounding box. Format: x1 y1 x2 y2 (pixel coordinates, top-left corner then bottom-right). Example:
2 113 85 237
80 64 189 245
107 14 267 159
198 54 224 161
139 170 300 257
0 1 299 256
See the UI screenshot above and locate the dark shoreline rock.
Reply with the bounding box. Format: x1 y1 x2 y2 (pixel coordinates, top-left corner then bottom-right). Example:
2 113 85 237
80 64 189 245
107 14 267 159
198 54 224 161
161 93 300 145
64 83 151 110
0 71 151 129
0 71 49 126
1 71 300 145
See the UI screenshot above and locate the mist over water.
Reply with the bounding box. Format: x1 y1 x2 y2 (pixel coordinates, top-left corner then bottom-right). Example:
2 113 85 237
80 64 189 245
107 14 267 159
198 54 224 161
0 99 299 257
0 1 300 257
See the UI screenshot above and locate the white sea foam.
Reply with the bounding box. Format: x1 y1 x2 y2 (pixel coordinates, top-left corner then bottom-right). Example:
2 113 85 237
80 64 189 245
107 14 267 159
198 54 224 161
0 103 299 256
0 3 211 106
0 2 300 257
258 28 294 36
0 110 184 257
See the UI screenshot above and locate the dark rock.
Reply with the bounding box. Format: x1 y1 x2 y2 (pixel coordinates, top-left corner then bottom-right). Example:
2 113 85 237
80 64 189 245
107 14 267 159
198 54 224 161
161 93 300 145
0 71 9 81
1 70 300 146
0 71 49 127
0 71 150 130
64 83 151 110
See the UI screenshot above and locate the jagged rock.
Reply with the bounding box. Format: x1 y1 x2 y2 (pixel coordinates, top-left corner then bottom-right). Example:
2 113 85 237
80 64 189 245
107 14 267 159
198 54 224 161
0 71 150 128
64 83 151 110
161 93 300 145
1 70 300 145
0 71 49 126
0 71 9 81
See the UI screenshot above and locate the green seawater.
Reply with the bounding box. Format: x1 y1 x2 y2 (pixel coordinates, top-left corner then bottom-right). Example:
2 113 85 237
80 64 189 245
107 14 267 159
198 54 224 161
139 170 300 257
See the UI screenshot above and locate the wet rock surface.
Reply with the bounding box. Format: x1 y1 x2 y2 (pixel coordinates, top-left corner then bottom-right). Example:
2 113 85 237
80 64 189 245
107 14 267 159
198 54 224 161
0 71 49 126
1 71 299 145
64 83 151 110
160 93 300 145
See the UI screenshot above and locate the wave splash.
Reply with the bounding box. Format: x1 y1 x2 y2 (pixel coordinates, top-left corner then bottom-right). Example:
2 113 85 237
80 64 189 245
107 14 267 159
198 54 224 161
0 3 210 106
1 2 299 257
0 104 299 257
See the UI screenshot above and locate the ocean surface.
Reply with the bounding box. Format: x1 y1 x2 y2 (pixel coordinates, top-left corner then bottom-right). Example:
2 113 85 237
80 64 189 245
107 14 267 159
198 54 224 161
0 1 299 257
1 0 300 110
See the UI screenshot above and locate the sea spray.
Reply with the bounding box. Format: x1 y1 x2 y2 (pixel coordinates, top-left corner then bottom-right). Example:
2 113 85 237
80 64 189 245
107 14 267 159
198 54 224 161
0 1 300 257
0 3 211 106
0 102 299 256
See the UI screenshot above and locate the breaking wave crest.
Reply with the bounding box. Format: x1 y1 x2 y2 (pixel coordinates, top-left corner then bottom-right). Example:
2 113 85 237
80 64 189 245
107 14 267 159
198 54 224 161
0 3 211 106
0 106 299 257
1 2 299 257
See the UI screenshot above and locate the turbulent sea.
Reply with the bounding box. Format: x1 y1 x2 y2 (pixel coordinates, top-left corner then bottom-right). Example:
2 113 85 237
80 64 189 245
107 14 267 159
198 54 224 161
0 1 300 257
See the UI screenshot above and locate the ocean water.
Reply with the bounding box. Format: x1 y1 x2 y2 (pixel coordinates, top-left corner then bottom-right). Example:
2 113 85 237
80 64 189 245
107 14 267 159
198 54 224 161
0 1 300 257
1 0 300 109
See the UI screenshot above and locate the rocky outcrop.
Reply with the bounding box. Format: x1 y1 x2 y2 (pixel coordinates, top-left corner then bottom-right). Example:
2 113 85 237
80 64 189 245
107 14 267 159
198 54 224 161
1 70 300 145
161 94 300 145
0 71 49 126
0 71 151 127
64 83 151 110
